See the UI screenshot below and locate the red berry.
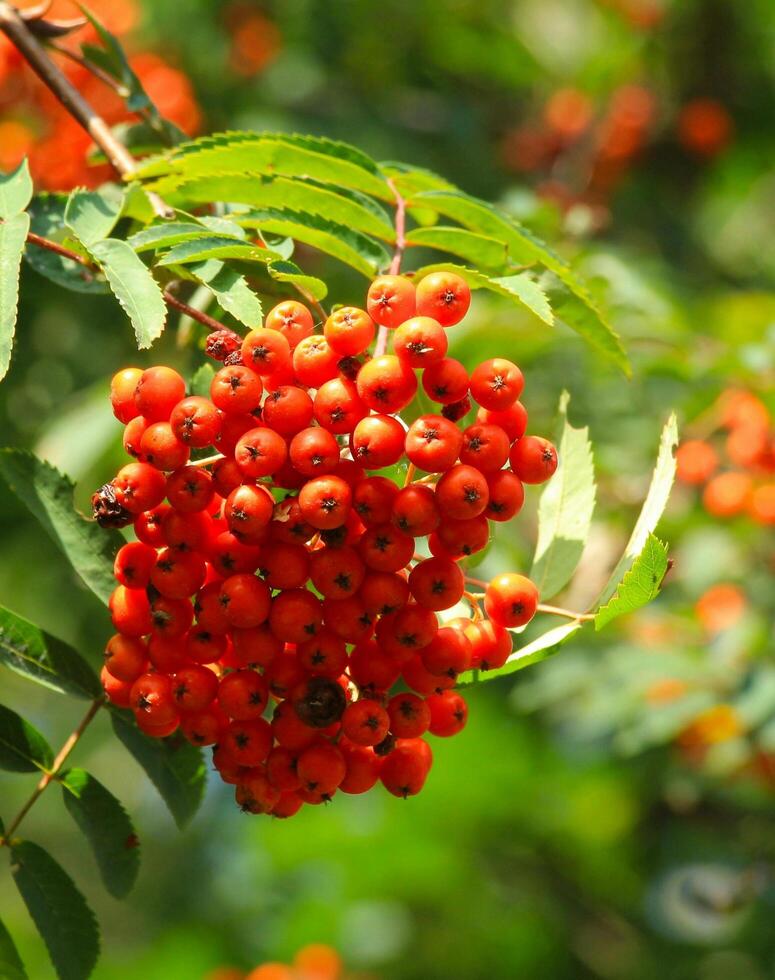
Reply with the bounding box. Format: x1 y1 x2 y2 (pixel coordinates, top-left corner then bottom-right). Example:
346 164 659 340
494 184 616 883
356 356 417 414
509 436 558 484
484 573 539 627
408 557 465 612
405 414 463 473
351 414 406 469
103 633 148 682
427 690 468 736
110 367 142 423
387 693 430 739
324 306 375 356
170 396 222 448
415 271 470 326
469 358 524 411
266 300 315 349
234 426 288 478
435 464 489 519
113 541 156 589
342 700 390 746
134 366 186 422
172 665 218 713
218 669 269 720
422 357 469 405
394 316 448 368
366 275 416 328
241 327 291 377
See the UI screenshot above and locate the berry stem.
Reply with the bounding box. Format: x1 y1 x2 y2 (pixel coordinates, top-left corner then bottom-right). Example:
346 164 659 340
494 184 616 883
0 696 104 846
162 288 229 332
189 452 226 468
0 2 170 218
536 603 596 622
403 463 416 487
373 177 408 358
462 591 484 621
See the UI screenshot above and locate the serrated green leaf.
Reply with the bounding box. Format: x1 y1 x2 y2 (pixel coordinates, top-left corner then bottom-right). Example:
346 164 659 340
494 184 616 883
0 704 53 773
24 195 107 294
64 189 122 246
0 449 123 605
189 363 215 398
597 414 678 606
412 190 628 372
266 259 328 302
413 262 553 325
11 841 99 980
60 768 140 898
156 235 269 267
595 535 669 630
133 131 389 199
380 161 455 198
0 211 29 381
188 259 262 328
458 621 583 687
78 5 156 118
127 221 222 253
90 238 167 348
144 174 395 241
0 160 33 220
237 208 390 277
406 226 509 270
531 393 596 599
110 709 206 829
0 915 27 980
0 606 100 699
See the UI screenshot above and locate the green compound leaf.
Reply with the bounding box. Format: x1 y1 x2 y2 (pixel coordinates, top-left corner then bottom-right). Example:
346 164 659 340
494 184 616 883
265 259 328 302
187 259 263 328
155 235 272 267
405 226 509 271
133 131 389 200
0 606 100 699
411 190 628 372
110 709 207 829
0 160 33 220
596 413 678 607
144 173 395 242
0 915 28 980
0 703 53 773
412 262 553 325
458 621 583 687
64 189 122 247
60 768 140 898
128 221 223 253
90 238 167 349
0 211 29 381
24 195 108 295
0 449 122 605
531 393 596 600
10 841 99 980
236 208 390 277
595 535 669 630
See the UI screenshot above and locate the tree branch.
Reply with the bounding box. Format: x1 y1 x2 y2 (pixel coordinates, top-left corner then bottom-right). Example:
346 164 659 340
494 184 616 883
374 177 408 357
0 2 170 217
0 696 104 845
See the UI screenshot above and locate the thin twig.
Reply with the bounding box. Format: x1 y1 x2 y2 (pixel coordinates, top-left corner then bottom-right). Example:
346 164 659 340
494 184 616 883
373 176 408 358
0 2 170 217
537 603 595 622
26 229 90 265
189 452 226 468
0 697 104 845
163 289 226 332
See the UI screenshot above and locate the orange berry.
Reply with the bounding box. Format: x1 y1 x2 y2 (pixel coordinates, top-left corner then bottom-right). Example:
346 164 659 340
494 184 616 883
675 439 718 485
702 471 752 517
695 583 746 634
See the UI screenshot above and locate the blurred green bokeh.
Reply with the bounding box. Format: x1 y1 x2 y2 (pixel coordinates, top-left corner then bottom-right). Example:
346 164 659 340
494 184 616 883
0 1 774 977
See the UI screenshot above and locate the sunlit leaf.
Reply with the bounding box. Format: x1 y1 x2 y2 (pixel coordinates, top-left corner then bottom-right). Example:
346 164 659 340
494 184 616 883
0 160 33 220
531 393 596 599
406 226 509 270
0 211 29 380
595 535 669 630
188 259 262 328
24 195 107 295
64 189 122 246
90 238 167 348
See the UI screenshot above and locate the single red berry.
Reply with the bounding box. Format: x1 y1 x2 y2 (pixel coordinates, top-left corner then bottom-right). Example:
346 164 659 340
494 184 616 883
110 367 142 423
113 541 156 589
170 396 222 448
133 366 186 422
259 541 310 591
139 421 190 472
464 619 511 670
113 462 166 513
358 523 415 573
391 484 440 537
324 306 375 356
241 327 292 376
509 436 558 484
179 705 227 746
358 570 410 616
297 742 346 794
415 271 470 326
477 402 528 442
223 718 273 766
387 693 431 739
150 595 194 638
356 356 417 414
172 665 219 713
151 547 207 599
109 586 153 637
366 274 416 328
393 316 448 368
218 669 269 720
147 634 188 673
298 475 353 530
484 573 539 627
292 335 339 388
349 638 401 692
166 465 214 513
339 742 382 794
422 357 469 405
219 573 272 628
297 629 348 677
435 464 489 519
234 426 288 478
262 385 314 436
353 476 400 526
433 514 489 559
322 595 374 643
421 626 472 677
380 739 432 797
313 377 368 434
351 414 406 469
427 690 468 736
408 557 465 612
131 672 178 726
269 588 323 644
101 665 133 708
342 700 390 746
289 426 340 477
405 414 464 473
103 633 148 682
469 358 524 411
225 483 274 541
459 423 510 472
265 300 315 349
485 470 524 521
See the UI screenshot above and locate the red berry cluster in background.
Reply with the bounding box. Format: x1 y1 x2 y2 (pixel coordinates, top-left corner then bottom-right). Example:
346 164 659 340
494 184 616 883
94 271 558 818
676 389 775 525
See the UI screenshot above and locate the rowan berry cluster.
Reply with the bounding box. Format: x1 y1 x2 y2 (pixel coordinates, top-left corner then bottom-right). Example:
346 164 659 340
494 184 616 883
676 389 774 525
94 271 558 818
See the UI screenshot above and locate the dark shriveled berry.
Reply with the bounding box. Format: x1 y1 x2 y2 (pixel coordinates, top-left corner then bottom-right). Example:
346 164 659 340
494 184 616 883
92 483 133 528
292 676 347 728
205 328 242 362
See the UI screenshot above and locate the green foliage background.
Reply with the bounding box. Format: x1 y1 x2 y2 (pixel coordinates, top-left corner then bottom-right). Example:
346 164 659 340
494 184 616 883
0 0 773 977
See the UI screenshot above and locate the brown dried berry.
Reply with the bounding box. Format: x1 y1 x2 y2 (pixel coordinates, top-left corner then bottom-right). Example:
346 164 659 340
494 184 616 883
205 329 242 362
292 676 347 728
91 483 133 528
